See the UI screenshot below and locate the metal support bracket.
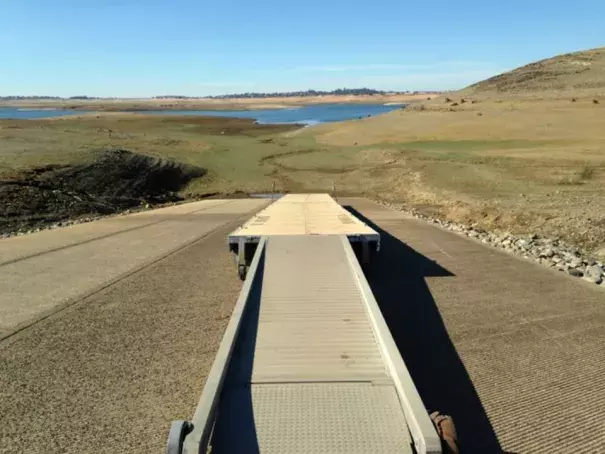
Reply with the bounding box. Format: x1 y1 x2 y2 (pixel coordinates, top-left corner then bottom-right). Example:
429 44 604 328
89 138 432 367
361 238 370 267
166 420 193 454
238 237 247 280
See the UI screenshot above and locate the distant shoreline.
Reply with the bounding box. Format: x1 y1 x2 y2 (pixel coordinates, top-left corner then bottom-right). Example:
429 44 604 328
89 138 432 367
0 93 434 112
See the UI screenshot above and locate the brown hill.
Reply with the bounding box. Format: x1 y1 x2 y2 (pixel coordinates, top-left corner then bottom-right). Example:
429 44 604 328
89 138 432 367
466 46 605 95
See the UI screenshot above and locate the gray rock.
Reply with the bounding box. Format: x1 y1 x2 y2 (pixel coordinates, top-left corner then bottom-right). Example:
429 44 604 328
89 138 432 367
570 258 583 268
376 198 604 287
562 252 576 261
568 268 584 277
582 275 602 285
586 265 604 279
540 248 555 258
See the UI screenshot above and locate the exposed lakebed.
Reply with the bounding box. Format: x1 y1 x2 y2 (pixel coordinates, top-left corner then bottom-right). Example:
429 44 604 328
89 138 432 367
0 149 206 234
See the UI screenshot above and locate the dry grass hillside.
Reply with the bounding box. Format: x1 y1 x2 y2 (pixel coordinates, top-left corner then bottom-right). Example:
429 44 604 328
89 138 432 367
466 46 605 96
292 47 605 256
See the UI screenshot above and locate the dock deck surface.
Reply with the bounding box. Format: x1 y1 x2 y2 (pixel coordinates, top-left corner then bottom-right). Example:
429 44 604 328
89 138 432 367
228 194 379 245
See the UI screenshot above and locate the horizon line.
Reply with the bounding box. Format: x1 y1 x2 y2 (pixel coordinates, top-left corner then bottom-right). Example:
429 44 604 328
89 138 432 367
0 88 448 100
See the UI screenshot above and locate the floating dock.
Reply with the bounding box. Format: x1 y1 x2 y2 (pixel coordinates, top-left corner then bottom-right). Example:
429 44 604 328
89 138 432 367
167 195 441 453
228 194 380 279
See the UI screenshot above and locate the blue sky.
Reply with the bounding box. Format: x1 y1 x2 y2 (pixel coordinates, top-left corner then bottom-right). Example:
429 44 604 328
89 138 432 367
1 0 604 97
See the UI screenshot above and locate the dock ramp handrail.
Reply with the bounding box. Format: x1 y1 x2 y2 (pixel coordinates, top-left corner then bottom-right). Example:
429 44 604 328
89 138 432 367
178 237 267 453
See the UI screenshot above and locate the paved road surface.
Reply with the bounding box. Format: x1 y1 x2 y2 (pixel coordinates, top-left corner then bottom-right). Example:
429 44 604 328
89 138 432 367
0 199 266 339
0 199 266 454
344 198 605 454
1 197 604 454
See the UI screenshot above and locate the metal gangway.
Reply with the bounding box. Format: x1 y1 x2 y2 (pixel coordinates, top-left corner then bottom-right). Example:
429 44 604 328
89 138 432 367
167 195 442 454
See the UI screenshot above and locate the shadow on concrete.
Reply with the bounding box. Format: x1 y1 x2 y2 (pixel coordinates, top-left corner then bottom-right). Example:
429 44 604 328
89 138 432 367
345 206 503 454
209 250 265 453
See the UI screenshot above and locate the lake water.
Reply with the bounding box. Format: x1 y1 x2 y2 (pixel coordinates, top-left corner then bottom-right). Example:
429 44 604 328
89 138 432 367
0 107 89 120
0 103 404 124
141 103 405 125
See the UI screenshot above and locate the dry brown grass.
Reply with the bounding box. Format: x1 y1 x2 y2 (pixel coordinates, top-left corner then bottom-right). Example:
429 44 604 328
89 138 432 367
280 95 605 255
312 97 605 148
466 46 605 95
2 96 605 256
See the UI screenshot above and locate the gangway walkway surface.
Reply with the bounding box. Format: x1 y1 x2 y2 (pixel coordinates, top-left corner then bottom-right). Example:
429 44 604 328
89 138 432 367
171 233 441 453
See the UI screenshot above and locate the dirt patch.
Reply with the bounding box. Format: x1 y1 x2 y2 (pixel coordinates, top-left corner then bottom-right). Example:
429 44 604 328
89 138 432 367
0 149 206 233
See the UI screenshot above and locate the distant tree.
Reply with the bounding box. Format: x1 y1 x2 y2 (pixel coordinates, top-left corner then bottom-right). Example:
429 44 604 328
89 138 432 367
153 95 196 99
0 95 62 100
207 88 409 99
